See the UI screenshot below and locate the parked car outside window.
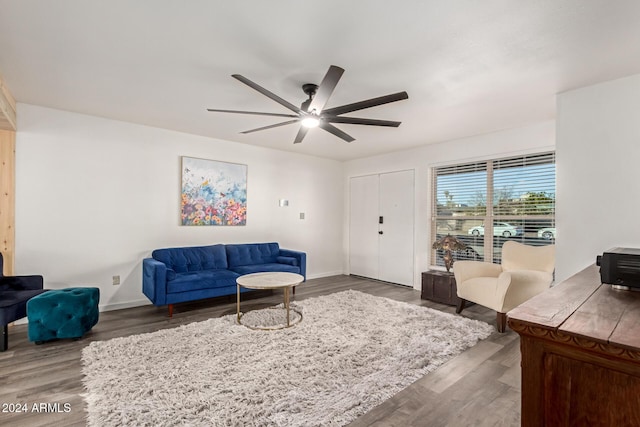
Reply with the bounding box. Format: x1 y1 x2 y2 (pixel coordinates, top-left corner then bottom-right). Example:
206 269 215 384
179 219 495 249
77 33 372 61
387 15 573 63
537 227 556 240
467 222 523 237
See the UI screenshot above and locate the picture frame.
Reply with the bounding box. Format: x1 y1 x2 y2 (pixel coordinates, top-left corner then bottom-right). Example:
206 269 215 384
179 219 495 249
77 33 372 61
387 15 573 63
180 156 247 226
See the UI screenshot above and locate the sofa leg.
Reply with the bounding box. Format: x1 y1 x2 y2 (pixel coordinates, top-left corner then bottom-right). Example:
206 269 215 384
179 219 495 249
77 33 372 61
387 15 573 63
1 324 7 352
168 304 174 318
497 312 507 333
456 298 466 314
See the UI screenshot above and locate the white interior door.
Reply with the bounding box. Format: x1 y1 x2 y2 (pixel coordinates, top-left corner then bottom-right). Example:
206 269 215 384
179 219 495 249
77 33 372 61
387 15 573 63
378 170 414 286
349 174 379 279
349 170 414 287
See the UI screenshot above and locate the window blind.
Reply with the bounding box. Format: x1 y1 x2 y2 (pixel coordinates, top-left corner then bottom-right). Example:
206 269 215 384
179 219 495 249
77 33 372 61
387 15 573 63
434 161 487 217
431 152 555 266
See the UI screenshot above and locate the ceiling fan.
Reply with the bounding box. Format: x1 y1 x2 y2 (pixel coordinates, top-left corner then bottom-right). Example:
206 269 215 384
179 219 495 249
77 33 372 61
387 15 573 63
207 65 408 144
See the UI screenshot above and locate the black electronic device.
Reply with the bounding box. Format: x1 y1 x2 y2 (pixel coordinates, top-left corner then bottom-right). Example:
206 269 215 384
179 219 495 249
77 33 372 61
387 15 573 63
596 247 640 289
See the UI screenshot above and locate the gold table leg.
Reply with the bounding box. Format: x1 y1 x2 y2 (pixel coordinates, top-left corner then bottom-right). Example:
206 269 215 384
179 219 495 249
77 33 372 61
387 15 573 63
236 283 241 324
235 278 302 330
284 286 290 327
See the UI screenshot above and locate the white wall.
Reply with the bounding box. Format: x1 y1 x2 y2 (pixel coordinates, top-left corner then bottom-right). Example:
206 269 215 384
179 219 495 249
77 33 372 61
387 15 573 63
556 73 640 282
343 121 556 290
15 104 344 310
13 103 560 310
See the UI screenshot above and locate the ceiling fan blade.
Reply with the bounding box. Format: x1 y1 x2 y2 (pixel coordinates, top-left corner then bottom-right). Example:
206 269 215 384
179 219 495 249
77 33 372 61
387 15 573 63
207 108 298 118
232 74 301 114
307 65 344 113
240 119 299 134
322 91 408 116
325 116 402 127
319 122 355 143
293 126 309 144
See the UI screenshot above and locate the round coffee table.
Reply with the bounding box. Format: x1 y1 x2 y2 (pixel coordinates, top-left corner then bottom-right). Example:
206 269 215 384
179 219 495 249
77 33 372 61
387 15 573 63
236 272 304 330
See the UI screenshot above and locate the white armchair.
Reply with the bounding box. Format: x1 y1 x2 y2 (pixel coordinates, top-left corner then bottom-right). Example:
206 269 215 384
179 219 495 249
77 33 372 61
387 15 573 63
453 241 555 332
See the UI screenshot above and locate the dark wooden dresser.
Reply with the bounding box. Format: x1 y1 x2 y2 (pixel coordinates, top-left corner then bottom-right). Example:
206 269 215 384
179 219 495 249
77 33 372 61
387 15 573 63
508 264 640 426
421 270 461 306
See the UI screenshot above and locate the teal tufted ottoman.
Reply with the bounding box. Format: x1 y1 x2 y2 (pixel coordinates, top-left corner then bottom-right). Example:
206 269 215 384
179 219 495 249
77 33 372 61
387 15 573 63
27 287 100 343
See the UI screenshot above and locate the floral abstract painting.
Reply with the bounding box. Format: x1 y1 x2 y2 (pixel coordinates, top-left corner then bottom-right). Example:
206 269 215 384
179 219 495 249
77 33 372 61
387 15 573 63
181 157 247 226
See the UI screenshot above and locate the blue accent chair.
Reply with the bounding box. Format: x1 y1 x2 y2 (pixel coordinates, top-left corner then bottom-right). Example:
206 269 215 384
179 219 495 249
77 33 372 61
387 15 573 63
0 253 46 352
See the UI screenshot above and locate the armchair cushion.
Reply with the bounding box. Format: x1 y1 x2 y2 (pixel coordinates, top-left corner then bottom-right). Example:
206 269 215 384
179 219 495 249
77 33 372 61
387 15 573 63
0 275 44 292
1 289 48 325
501 241 555 273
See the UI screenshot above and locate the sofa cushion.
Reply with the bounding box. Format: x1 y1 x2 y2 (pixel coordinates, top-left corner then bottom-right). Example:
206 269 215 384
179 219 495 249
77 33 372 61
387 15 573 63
167 270 240 294
153 245 228 273
230 263 301 276
226 243 280 267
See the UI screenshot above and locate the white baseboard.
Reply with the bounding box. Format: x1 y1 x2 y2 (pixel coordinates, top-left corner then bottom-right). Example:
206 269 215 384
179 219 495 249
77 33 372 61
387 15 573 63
99 299 152 312
307 271 345 280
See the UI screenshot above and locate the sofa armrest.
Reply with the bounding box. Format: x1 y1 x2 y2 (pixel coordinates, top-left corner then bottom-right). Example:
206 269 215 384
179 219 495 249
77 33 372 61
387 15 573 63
453 261 502 285
0 275 43 291
499 269 553 313
279 249 307 281
142 258 167 306
276 256 298 266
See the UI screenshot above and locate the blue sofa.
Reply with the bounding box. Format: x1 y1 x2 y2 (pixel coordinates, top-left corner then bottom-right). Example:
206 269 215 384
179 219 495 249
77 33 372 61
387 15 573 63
143 242 306 316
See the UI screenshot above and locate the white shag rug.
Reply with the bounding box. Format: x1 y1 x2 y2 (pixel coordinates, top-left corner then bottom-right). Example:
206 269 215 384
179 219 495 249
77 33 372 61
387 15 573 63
81 290 493 427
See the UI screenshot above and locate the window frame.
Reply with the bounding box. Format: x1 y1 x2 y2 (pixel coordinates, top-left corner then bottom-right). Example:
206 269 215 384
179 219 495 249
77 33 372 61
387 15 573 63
431 152 555 266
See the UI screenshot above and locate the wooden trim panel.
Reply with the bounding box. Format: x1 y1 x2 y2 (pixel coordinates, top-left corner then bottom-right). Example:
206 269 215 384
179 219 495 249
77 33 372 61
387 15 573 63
0 73 16 131
0 130 15 274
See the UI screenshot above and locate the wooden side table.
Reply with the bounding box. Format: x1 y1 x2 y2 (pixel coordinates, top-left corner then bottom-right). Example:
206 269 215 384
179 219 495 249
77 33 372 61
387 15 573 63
421 270 462 306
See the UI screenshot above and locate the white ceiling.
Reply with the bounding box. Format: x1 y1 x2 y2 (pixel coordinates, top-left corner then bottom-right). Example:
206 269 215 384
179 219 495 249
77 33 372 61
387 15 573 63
1 1 640 161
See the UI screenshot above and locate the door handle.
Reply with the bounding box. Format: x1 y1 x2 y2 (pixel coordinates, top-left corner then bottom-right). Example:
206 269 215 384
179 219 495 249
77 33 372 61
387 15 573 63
379 231 384 235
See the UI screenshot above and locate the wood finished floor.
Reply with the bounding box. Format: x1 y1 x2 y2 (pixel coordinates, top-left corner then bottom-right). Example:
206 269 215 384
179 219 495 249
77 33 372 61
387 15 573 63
0 275 520 427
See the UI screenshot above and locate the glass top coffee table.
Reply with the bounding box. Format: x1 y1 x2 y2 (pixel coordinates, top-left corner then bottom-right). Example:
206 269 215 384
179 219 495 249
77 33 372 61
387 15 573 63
236 272 304 330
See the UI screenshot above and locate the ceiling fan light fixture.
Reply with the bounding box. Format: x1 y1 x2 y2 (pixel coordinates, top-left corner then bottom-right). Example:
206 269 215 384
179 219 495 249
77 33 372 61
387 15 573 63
301 116 320 128
207 66 408 144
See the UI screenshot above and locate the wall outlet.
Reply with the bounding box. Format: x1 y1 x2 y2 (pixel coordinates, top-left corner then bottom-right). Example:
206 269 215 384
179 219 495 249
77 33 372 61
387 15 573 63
112 275 120 286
